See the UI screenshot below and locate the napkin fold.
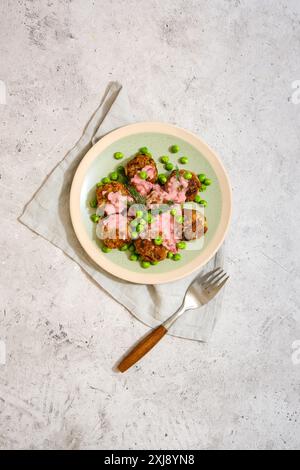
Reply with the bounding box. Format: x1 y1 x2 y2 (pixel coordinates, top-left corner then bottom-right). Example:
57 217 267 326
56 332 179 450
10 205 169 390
20 82 225 341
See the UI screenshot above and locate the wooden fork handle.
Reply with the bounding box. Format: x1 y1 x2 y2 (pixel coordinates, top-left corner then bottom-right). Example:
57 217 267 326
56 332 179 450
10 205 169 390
117 325 167 373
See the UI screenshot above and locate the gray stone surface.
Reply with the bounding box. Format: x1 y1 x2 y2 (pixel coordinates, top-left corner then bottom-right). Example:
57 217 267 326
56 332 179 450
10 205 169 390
0 0 300 450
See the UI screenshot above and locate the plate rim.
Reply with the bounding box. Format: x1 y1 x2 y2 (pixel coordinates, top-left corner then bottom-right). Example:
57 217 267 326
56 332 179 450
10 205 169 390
70 121 232 284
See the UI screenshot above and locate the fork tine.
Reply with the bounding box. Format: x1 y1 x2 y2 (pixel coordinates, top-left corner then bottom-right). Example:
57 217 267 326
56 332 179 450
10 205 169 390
200 267 222 283
210 271 227 287
203 268 224 287
214 276 229 291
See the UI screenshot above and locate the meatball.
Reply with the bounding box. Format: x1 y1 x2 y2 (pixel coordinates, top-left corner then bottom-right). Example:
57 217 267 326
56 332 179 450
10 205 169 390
97 214 131 250
134 238 168 262
125 154 158 183
166 170 200 202
96 181 131 207
183 209 208 240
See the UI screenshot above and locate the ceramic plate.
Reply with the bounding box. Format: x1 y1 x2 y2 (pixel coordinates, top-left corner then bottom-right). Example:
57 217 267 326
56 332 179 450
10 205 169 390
70 122 232 284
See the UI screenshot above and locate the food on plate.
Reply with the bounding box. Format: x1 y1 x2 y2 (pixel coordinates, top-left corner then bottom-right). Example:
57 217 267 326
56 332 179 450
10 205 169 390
89 145 212 268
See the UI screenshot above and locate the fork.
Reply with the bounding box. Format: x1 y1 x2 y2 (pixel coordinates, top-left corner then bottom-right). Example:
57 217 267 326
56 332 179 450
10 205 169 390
117 267 229 372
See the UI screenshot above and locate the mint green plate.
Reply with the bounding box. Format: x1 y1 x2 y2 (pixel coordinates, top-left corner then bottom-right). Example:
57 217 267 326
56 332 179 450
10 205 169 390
70 122 231 284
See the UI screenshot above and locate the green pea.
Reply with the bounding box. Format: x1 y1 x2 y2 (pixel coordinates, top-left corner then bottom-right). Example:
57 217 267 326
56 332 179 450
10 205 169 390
119 244 129 251
199 199 207 207
198 173 206 183
151 260 159 265
131 219 139 228
142 261 151 268
96 182 102 187
128 244 135 252
160 156 169 164
136 210 144 218
184 172 192 180
110 171 118 181
114 152 124 160
177 241 186 250
102 177 111 184
139 147 149 154
117 165 125 174
139 171 148 180
154 237 163 245
170 208 177 216
176 215 184 224
170 144 179 153
136 224 144 233
130 253 138 261
179 156 188 164
101 245 111 253
90 214 100 223
204 178 212 186
90 198 97 208
173 253 182 261
147 213 154 223
167 252 174 259
194 194 202 203
200 184 207 192
165 163 174 171
158 174 167 184
139 218 147 226
131 231 139 240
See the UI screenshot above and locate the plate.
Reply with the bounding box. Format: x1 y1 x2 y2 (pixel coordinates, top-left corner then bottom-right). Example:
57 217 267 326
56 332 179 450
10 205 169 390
70 122 232 284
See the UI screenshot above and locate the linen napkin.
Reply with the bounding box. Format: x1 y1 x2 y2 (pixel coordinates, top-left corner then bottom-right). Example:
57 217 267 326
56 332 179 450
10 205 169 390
20 81 225 341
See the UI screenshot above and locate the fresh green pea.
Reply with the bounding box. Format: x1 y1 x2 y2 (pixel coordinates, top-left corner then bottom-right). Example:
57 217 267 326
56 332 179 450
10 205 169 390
142 261 151 269
176 215 184 224
114 152 124 160
102 177 111 184
154 237 163 245
198 173 206 183
119 244 129 251
160 156 169 164
167 252 174 259
110 171 118 181
96 182 102 187
131 231 139 240
200 184 207 192
131 219 139 228
204 178 212 186
183 172 192 180
130 253 138 261
165 162 174 171
179 156 188 164
151 260 159 265
90 198 97 208
139 218 147 226
199 199 207 207
170 144 179 153
194 194 202 203
136 224 144 233
101 245 111 253
170 208 177 216
90 214 100 223
128 244 135 252
147 213 154 223
173 253 182 261
139 147 149 154
177 241 186 250
158 174 167 184
117 165 125 174
136 210 144 218
139 171 148 180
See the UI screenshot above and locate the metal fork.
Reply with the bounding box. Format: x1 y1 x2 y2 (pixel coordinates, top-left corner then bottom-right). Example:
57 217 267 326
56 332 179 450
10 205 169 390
117 267 229 372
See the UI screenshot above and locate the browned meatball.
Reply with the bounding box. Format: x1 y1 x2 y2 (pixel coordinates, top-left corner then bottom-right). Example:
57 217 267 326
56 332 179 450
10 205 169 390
134 238 168 262
103 234 131 250
96 181 131 207
166 170 201 202
97 215 131 249
125 154 158 183
183 209 208 241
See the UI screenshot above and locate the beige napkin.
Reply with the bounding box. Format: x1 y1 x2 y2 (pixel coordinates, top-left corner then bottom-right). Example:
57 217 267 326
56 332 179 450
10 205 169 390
20 82 225 341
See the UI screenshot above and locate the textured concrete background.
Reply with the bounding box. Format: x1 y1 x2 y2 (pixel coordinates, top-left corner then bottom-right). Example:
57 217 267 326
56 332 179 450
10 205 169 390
0 0 300 450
